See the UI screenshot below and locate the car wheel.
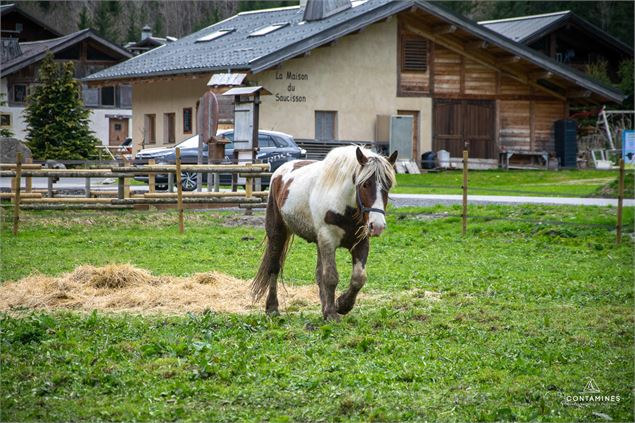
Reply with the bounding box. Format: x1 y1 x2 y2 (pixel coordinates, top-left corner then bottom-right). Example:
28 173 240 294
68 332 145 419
181 172 197 191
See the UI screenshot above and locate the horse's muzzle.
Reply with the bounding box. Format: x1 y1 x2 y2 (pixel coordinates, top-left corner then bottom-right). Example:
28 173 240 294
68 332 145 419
369 222 385 236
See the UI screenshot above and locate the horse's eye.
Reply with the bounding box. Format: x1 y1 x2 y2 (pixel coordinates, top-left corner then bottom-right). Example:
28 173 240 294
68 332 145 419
362 181 370 188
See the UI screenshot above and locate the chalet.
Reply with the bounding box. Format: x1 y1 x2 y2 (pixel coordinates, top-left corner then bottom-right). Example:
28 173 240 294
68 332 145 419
0 4 133 147
480 11 634 83
84 0 625 167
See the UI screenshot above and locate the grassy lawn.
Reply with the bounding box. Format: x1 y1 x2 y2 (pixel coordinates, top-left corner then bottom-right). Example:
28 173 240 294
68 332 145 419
1 206 633 421
394 169 635 198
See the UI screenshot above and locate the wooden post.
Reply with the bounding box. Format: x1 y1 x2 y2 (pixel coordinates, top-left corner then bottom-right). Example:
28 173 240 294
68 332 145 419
123 158 130 199
47 176 54 198
616 158 625 245
148 159 156 193
168 173 174 193
12 153 22 236
462 149 468 236
175 148 184 234
245 163 253 198
117 162 124 200
85 177 91 198
25 157 32 193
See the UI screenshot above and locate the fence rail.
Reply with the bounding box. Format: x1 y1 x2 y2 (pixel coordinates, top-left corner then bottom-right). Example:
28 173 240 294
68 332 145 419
3 148 272 234
3 150 628 242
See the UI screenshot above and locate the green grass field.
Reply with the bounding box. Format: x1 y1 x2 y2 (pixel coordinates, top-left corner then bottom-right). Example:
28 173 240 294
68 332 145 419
1 206 633 421
394 169 635 198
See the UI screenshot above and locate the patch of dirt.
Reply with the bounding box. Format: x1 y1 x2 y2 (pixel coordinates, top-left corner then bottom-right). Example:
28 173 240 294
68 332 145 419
220 214 265 228
0 264 319 315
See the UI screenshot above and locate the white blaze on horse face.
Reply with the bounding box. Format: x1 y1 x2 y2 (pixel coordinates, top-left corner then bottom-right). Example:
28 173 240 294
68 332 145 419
368 183 386 236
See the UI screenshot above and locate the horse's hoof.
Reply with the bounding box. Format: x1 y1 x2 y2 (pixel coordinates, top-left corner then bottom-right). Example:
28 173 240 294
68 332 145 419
266 309 280 317
323 313 341 322
336 299 354 315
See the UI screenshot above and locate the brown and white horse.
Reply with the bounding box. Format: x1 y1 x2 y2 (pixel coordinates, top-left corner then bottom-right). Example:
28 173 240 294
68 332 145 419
252 146 398 320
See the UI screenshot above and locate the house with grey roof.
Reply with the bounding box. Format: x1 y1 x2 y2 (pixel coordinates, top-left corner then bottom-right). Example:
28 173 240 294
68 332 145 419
480 11 633 83
84 0 625 166
124 25 178 57
0 4 133 147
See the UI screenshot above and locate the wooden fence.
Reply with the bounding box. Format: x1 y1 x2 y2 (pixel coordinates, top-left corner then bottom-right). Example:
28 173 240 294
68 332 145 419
3 149 271 234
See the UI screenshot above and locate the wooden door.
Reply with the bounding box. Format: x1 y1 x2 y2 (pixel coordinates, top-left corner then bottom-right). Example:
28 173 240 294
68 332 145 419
397 110 420 160
109 118 129 146
433 99 495 159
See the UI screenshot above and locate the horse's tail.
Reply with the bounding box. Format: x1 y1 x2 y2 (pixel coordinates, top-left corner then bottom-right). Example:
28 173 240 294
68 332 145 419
251 188 290 301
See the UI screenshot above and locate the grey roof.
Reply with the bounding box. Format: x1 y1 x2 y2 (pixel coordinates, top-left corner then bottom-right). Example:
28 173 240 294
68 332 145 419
480 10 633 55
1 29 132 78
479 11 569 43
0 3 62 38
83 0 624 103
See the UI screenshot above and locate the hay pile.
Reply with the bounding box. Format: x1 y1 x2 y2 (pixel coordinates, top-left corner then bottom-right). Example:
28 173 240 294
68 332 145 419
0 264 320 314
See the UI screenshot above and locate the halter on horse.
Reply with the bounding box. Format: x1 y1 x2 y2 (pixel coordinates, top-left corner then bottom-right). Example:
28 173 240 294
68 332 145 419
252 145 398 320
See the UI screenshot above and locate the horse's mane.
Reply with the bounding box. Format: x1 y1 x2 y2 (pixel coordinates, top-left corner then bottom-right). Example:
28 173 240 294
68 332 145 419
320 145 396 191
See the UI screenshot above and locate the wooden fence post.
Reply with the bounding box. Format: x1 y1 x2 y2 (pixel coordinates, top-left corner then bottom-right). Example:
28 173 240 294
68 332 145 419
148 159 156 193
175 148 184 234
25 157 32 193
616 158 625 245
462 149 468 236
12 152 22 236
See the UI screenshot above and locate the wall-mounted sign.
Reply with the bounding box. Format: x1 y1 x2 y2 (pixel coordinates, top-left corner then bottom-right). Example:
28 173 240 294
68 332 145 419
273 71 309 103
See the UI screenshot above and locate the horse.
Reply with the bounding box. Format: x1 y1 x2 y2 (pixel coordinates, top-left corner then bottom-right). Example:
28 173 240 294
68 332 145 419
252 145 398 320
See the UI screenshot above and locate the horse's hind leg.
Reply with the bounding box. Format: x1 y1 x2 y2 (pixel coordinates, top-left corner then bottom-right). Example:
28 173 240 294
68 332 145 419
252 191 289 316
336 239 369 315
264 218 289 315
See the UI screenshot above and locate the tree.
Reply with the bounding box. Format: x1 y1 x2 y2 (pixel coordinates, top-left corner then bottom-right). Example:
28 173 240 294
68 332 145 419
78 5 92 31
24 54 100 160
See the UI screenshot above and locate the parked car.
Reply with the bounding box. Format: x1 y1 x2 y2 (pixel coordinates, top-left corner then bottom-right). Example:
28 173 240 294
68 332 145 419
134 130 306 190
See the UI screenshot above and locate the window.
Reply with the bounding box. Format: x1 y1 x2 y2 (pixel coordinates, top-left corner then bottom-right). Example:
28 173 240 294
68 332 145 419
0 113 11 127
82 86 100 106
196 29 234 43
315 111 337 141
119 85 132 108
164 113 175 144
100 87 115 106
249 23 289 37
258 134 276 148
144 114 156 144
183 108 193 134
401 36 428 72
13 84 27 103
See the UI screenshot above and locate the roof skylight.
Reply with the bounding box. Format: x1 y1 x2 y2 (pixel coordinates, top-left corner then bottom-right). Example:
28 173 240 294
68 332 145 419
196 29 234 43
249 23 289 37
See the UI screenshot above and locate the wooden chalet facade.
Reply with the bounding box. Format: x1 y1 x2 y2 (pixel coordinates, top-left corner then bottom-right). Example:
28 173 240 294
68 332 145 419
84 0 625 166
0 4 133 146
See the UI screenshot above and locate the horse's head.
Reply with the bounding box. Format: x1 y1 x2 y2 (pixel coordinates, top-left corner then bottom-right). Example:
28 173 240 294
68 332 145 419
355 147 398 237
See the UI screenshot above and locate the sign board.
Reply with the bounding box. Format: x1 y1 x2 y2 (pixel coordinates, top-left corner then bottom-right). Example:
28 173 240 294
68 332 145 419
197 91 219 144
389 115 413 161
233 103 255 146
623 130 635 165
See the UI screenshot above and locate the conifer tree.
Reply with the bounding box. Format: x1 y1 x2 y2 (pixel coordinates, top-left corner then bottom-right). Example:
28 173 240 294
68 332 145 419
24 54 100 160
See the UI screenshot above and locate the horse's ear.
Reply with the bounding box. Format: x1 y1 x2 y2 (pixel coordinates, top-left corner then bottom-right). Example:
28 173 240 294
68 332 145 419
356 147 368 166
388 151 398 165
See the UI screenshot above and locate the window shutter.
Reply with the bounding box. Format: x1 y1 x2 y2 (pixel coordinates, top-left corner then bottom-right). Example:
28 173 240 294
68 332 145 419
402 38 428 72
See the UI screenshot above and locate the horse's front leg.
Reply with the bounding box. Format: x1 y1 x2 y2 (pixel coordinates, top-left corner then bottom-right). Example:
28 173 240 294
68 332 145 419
317 239 339 321
336 239 369 315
